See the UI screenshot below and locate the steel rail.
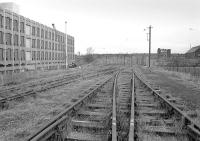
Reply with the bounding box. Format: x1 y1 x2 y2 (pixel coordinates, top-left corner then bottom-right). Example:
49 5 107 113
0 70 117 108
128 71 135 141
112 72 119 141
27 74 116 141
0 68 117 97
134 70 200 140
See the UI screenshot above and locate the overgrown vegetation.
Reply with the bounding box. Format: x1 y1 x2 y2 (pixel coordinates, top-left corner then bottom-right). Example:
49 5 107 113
83 54 94 63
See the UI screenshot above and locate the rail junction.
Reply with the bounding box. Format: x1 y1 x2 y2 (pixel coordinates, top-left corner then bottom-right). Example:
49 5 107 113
6 67 200 141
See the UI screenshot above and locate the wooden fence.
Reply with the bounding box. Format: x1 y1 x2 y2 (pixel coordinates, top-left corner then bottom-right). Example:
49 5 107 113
163 66 200 77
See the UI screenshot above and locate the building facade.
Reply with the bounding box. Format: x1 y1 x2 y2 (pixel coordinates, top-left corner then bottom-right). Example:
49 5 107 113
0 8 69 75
67 35 75 66
157 48 171 58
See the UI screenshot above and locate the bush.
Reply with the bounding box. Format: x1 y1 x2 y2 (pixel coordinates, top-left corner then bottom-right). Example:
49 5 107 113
84 54 94 63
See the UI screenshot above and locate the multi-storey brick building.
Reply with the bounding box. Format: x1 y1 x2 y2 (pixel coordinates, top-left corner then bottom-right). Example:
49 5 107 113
0 8 74 75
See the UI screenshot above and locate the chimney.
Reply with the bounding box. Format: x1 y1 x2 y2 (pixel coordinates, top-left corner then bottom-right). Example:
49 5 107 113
52 23 56 29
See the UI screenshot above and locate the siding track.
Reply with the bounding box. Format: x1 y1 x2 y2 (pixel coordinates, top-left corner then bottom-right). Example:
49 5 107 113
25 68 200 141
0 69 116 109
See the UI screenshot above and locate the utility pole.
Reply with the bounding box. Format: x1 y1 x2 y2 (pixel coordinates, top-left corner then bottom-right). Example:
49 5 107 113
146 25 152 67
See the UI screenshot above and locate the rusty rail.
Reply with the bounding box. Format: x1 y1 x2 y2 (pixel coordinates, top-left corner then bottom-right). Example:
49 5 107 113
0 69 117 109
27 74 116 141
112 72 118 141
134 70 200 140
128 72 135 141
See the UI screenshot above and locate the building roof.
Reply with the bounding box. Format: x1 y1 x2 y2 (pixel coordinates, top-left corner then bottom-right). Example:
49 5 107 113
186 45 200 54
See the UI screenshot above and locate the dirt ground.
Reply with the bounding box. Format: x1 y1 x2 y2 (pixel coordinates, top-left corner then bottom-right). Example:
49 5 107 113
139 66 200 110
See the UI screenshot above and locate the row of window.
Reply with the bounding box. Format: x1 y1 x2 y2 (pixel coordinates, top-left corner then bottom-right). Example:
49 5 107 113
30 39 65 51
0 31 25 46
0 15 25 33
67 38 74 45
0 31 65 51
32 51 65 61
0 48 25 61
0 48 65 61
0 14 65 43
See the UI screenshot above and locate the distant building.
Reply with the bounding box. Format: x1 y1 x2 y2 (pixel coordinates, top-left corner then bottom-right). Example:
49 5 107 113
157 48 171 58
0 2 19 14
185 45 200 58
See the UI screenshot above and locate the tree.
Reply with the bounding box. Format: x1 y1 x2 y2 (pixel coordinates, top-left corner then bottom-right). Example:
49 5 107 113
86 47 94 55
84 47 94 63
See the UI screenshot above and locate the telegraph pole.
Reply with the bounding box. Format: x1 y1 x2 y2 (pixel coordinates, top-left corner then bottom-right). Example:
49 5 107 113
147 25 152 67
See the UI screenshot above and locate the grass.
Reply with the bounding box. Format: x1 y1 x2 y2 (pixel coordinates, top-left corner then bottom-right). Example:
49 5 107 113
0 74 107 141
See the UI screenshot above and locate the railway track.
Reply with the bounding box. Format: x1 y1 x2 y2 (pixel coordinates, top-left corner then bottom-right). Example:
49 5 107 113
24 68 200 141
0 68 116 109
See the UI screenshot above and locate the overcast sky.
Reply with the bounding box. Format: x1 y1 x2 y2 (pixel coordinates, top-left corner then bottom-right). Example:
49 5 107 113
1 0 200 54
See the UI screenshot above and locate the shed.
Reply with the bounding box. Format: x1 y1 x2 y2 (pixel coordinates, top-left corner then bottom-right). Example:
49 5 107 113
185 45 200 58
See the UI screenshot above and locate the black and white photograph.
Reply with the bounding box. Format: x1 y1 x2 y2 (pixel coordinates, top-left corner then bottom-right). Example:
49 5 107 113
0 0 200 140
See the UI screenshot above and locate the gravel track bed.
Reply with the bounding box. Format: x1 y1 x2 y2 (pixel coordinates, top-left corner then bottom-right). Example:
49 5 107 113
0 75 107 141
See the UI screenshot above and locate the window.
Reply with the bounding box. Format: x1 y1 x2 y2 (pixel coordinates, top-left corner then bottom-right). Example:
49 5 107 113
0 31 3 44
6 48 12 60
49 52 51 60
41 29 44 38
20 22 25 33
45 52 48 60
58 35 60 42
5 17 11 30
49 42 51 50
14 34 18 46
26 38 31 48
58 53 60 60
55 34 57 41
37 51 40 60
32 26 35 36
26 25 31 35
41 51 44 60
52 52 54 60
32 39 36 48
37 39 40 48
52 43 54 50
58 44 60 51
21 50 25 60
20 36 25 47
5 33 12 45
0 48 3 61
0 14 3 28
37 27 40 37
45 30 48 39
41 40 44 49
49 31 51 40
45 41 48 49
52 32 54 40
14 49 19 60
55 44 57 50
32 51 36 60
13 20 18 31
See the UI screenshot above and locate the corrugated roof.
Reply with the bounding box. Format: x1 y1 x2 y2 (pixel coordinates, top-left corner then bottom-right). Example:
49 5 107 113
186 45 200 53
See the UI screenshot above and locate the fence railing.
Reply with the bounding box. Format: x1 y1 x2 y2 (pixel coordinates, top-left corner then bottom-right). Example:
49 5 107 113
162 66 200 77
